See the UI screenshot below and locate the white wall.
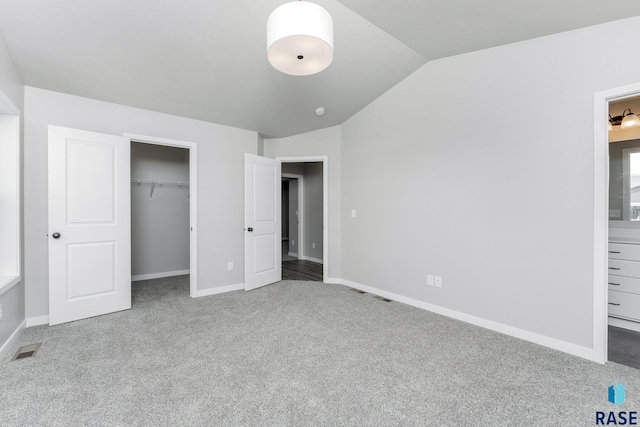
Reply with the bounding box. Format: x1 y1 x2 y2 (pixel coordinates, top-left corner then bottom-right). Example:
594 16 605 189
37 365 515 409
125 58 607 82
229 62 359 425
24 87 257 319
265 126 341 278
340 16 640 353
0 31 24 354
288 179 299 254
131 143 190 278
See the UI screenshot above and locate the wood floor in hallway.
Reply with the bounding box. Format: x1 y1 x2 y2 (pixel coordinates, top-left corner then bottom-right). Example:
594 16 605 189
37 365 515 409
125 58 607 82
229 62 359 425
282 259 323 282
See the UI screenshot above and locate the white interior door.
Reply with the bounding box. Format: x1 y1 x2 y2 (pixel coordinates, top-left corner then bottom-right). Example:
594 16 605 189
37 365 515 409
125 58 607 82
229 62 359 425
48 126 131 325
245 153 281 291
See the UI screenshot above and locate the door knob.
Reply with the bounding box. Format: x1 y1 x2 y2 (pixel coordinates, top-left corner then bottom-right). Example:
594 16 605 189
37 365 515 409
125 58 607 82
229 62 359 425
247 227 253 232
52 232 61 239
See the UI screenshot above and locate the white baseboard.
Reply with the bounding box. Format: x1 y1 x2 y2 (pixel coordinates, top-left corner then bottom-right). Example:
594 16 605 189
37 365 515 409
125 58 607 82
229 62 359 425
288 252 298 257
301 256 323 264
0 319 26 360
27 315 49 327
336 278 594 362
132 269 190 282
325 277 342 285
192 283 244 298
608 316 640 332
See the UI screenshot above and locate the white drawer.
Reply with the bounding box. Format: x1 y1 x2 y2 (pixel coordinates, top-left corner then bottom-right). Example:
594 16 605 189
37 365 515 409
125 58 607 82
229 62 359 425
609 290 640 321
609 243 640 261
608 275 640 295
608 259 640 278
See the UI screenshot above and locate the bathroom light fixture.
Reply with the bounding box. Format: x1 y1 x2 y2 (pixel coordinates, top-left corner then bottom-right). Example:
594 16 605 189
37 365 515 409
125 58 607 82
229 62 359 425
610 109 640 129
267 1 334 76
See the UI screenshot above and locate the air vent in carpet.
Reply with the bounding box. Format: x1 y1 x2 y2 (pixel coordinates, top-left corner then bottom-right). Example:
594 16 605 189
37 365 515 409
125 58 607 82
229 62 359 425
11 343 42 361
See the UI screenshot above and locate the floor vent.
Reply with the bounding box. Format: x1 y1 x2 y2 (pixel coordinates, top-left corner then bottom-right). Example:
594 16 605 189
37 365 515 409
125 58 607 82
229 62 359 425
11 343 42 361
374 296 392 302
350 288 366 294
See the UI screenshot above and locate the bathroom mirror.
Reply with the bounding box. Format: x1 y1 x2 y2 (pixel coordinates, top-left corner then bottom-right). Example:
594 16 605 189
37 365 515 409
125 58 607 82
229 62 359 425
610 139 640 221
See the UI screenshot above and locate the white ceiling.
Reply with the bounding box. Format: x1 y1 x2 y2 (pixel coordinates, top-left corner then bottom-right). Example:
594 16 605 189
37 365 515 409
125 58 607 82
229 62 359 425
1 1 639 137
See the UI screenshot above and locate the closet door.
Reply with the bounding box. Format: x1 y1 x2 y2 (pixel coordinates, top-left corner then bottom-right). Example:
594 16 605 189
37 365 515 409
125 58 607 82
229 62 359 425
48 126 131 325
244 153 281 291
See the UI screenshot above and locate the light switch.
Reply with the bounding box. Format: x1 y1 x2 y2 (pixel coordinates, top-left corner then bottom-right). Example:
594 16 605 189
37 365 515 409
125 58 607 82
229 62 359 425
351 209 356 218
427 275 434 286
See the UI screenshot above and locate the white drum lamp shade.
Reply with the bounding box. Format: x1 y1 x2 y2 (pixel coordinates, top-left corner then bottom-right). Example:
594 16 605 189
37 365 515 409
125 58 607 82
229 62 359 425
267 1 334 76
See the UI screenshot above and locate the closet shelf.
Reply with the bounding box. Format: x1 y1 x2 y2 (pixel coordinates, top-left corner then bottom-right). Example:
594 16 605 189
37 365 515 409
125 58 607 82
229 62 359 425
131 178 190 200
131 178 189 186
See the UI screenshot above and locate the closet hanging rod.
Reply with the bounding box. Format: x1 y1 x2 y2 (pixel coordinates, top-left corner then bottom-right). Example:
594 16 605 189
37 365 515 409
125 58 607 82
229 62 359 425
131 178 189 187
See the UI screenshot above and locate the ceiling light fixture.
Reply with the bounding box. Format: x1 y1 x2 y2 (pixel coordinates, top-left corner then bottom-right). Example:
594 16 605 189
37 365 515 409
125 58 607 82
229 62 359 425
315 107 325 116
267 1 334 76
610 109 640 130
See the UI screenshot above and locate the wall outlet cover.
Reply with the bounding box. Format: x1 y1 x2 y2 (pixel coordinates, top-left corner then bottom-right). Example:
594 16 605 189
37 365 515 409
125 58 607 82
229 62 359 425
435 276 442 287
427 275 434 286
227 262 234 270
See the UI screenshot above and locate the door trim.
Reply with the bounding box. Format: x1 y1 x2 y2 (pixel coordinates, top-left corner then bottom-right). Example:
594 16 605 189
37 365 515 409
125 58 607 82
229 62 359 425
593 81 640 364
277 156 328 282
282 173 304 259
123 133 198 298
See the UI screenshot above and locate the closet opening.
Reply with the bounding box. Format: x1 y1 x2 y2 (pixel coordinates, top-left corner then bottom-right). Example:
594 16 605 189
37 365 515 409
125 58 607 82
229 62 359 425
280 161 324 282
130 141 192 300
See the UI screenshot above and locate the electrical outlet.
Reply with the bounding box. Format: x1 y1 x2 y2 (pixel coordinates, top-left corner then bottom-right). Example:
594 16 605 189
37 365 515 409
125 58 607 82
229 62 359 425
227 262 234 271
427 275 434 286
312 243 316 249
435 276 442 287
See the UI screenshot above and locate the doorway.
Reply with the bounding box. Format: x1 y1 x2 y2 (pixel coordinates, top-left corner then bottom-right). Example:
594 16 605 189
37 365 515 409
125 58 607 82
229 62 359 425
605 95 640 368
126 133 198 298
48 129 198 325
280 160 325 282
130 142 191 297
593 82 640 364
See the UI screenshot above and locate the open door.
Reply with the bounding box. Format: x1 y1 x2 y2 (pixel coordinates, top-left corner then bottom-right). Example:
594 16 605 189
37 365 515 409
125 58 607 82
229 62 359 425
244 153 281 291
48 126 131 325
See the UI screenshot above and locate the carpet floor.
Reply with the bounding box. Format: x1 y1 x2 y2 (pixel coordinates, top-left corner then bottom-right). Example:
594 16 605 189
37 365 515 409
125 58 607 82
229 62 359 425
2 276 640 426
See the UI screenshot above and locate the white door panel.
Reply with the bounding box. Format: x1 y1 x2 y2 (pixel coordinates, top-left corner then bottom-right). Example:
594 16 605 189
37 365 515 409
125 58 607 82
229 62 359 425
245 154 281 291
48 126 131 325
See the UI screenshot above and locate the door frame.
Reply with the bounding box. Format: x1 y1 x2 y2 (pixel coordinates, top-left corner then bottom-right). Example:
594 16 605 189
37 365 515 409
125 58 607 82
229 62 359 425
277 156 328 282
124 133 198 298
593 82 640 363
282 173 304 260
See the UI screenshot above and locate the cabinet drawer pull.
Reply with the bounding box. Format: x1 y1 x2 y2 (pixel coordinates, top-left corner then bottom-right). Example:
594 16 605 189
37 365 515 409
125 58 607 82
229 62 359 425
609 267 621 270
609 303 621 306
609 283 620 286
609 251 621 254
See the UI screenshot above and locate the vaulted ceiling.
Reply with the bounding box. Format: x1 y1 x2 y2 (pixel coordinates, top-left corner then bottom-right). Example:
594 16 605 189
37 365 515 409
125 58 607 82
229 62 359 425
1 0 639 137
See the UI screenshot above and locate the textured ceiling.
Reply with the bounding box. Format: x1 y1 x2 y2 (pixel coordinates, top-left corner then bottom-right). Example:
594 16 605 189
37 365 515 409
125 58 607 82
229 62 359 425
0 1 639 137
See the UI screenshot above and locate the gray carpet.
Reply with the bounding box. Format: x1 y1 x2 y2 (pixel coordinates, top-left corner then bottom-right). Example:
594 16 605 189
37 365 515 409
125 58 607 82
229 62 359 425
2 276 640 426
